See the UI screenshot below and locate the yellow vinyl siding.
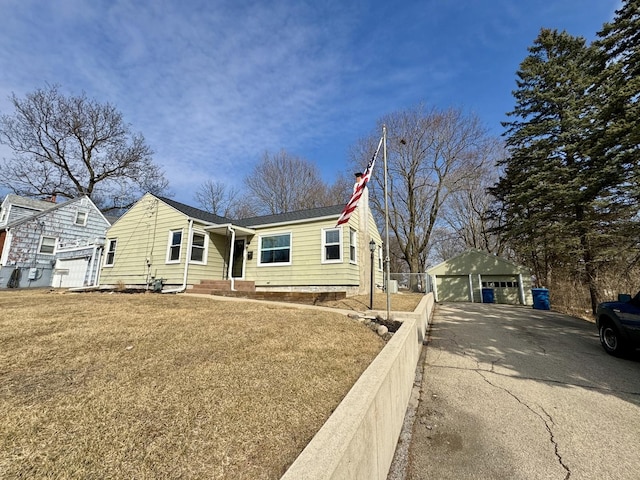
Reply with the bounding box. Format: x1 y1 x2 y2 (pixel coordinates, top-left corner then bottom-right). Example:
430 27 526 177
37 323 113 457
245 219 360 287
365 208 384 287
100 194 189 286
187 233 228 283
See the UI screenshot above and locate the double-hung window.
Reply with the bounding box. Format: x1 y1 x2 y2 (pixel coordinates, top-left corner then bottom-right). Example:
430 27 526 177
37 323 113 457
259 233 291 265
105 239 117 266
74 210 88 226
349 228 357 263
190 232 207 264
322 228 341 263
38 236 57 255
166 230 183 263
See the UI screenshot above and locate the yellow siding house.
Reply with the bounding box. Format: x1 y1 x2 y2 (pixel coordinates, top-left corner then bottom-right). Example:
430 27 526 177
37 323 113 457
99 193 383 295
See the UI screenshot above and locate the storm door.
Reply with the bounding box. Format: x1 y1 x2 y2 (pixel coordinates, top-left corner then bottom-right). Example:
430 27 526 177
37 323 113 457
232 238 245 278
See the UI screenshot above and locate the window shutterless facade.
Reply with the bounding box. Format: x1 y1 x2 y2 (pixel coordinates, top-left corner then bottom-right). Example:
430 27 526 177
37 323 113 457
105 239 117 266
74 210 88 226
322 228 341 263
166 230 183 263
258 233 291 265
349 228 357 263
190 231 207 264
38 236 57 255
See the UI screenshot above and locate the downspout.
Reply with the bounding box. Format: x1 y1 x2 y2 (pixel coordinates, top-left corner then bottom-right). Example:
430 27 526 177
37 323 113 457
94 246 103 287
227 225 236 291
468 274 474 302
87 243 97 286
163 219 193 294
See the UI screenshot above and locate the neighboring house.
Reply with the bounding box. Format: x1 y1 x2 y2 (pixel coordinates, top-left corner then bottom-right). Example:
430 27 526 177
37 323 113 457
99 193 384 295
427 249 533 305
0 194 58 225
0 195 111 289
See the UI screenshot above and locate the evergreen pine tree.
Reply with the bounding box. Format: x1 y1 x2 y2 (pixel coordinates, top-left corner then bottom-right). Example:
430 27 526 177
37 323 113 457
492 29 596 299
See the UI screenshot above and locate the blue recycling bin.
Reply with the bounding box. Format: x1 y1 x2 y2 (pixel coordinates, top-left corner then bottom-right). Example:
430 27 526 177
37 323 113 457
482 288 495 304
531 288 550 310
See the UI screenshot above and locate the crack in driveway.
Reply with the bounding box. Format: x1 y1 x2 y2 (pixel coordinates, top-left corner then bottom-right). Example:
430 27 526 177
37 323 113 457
475 369 571 479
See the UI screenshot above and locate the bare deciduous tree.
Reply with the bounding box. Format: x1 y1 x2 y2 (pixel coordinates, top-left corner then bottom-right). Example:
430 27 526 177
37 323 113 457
440 143 507 256
245 150 333 215
0 85 168 212
194 179 242 217
353 105 496 289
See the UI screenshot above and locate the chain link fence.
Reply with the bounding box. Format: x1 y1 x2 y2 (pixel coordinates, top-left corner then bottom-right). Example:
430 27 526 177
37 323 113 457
389 273 432 293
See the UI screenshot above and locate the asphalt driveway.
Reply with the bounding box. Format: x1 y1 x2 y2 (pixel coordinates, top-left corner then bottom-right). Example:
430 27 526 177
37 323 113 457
406 303 640 480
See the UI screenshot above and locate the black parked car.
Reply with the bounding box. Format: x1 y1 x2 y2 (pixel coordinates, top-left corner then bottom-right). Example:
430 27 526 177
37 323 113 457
596 291 640 356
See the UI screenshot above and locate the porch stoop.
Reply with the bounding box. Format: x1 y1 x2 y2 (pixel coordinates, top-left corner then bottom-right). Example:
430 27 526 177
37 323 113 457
187 279 256 294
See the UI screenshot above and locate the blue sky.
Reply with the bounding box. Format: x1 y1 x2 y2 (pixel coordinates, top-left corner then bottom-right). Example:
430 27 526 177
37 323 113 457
0 0 621 205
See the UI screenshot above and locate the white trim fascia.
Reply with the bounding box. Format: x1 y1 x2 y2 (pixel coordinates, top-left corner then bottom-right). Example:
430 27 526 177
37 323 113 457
246 214 340 230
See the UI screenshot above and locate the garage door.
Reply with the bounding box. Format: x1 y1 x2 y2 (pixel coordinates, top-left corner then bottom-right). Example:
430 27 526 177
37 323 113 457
51 258 89 288
482 277 521 305
437 275 470 302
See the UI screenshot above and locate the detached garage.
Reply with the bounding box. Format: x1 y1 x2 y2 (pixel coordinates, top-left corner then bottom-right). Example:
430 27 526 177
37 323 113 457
427 250 533 305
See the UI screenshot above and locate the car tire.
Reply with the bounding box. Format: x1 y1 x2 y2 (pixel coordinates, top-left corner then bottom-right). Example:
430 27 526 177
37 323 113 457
599 320 628 357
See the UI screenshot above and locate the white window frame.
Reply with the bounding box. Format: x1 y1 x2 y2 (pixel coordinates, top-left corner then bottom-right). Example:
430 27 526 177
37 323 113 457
321 227 342 264
378 245 383 271
74 210 88 226
189 230 208 265
349 228 357 264
258 232 292 266
105 238 117 266
38 235 57 255
166 229 183 264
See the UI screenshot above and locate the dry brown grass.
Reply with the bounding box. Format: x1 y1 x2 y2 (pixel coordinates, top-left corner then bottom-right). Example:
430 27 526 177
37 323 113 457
0 290 384 479
319 292 424 313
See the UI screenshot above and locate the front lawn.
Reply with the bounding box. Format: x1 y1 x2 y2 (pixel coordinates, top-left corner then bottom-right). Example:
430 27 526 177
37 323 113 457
0 291 384 479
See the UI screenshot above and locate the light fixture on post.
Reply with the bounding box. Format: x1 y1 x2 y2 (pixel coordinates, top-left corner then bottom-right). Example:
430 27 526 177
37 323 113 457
369 239 376 310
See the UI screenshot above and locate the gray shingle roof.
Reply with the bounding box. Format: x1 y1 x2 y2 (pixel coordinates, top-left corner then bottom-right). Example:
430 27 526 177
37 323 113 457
156 195 344 228
237 204 344 227
2 194 58 212
157 196 234 224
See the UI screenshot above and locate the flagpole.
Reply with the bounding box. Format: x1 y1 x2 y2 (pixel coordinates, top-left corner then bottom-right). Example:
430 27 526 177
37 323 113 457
383 124 391 320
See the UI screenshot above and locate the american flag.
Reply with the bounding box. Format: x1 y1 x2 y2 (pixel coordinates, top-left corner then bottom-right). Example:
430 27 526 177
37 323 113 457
336 136 384 226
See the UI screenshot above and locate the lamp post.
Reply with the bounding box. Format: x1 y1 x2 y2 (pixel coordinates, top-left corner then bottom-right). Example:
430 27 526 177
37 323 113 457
369 239 376 310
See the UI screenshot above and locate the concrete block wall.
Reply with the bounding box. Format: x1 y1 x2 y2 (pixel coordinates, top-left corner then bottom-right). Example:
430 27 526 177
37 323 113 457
280 293 435 480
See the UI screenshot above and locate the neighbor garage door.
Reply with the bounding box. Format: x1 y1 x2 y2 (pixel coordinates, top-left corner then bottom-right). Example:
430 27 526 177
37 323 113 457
51 258 89 288
436 275 470 302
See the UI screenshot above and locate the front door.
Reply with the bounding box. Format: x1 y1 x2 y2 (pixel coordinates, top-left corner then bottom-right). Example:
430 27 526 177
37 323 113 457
232 239 245 278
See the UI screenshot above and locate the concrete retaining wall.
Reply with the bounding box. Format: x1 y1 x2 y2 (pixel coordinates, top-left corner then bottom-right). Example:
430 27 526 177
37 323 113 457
281 293 435 480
